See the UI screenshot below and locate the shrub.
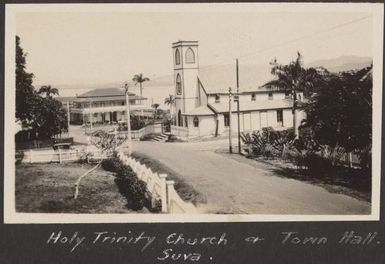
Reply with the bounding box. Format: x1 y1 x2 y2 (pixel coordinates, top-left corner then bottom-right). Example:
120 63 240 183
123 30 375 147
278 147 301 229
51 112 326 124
268 128 295 157
115 177 147 210
241 130 268 157
103 155 148 211
101 157 121 172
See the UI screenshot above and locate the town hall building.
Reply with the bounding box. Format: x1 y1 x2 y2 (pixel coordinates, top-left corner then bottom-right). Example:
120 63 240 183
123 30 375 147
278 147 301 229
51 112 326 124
171 40 304 138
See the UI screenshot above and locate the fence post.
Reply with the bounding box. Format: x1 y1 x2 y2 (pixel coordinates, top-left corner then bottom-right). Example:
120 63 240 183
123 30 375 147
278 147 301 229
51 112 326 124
58 149 62 164
166 180 175 213
159 174 168 213
29 150 33 163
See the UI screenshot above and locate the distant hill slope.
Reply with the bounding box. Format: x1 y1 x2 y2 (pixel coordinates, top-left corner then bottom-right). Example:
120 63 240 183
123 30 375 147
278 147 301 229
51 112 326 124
55 55 372 95
148 55 372 91
306 56 372 73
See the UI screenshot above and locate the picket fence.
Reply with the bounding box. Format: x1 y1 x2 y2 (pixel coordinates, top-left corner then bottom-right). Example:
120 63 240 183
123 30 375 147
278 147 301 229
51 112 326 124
22 148 107 164
117 151 197 214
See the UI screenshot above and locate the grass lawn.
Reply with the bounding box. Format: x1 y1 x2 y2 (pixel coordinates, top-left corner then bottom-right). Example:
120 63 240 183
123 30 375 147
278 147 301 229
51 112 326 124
15 162 149 213
131 152 206 205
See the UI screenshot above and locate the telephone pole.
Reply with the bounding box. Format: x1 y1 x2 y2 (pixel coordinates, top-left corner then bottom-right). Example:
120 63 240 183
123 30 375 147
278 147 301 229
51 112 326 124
236 58 241 154
228 87 233 154
125 83 132 155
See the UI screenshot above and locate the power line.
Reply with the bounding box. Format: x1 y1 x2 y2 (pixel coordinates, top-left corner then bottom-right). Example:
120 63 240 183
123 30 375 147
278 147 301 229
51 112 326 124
199 15 372 69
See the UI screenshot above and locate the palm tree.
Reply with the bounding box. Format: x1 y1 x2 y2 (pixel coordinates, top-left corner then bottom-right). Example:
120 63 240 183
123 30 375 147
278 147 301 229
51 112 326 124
262 52 316 139
38 85 59 98
164 94 175 124
132 73 150 97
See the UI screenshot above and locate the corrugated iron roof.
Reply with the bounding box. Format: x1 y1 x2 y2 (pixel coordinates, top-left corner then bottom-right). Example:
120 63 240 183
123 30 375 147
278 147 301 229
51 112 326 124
183 105 215 116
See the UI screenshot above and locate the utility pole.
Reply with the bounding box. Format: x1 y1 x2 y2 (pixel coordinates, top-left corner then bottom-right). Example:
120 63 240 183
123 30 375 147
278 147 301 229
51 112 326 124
125 83 132 155
228 87 233 154
90 100 93 132
236 58 241 154
67 101 70 134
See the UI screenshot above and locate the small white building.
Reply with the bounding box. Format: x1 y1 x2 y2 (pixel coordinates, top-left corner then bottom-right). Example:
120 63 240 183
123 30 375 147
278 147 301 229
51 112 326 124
171 40 305 138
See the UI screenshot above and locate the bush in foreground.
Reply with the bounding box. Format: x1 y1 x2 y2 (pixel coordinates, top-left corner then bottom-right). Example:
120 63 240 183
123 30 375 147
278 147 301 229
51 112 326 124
103 154 148 211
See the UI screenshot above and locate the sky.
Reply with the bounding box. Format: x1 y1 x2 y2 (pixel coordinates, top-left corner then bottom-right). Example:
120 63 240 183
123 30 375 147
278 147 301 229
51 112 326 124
16 7 373 95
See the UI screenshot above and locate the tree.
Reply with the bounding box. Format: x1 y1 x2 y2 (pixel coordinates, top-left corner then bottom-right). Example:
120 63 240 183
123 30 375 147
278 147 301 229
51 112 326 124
301 65 372 170
30 96 68 139
164 94 175 124
302 66 372 152
74 130 127 199
262 52 321 138
38 85 59 98
16 35 35 124
132 73 150 97
15 36 68 140
151 103 160 120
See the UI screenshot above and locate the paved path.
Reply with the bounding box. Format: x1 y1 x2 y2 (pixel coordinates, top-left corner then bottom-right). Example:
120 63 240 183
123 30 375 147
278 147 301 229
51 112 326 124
133 141 370 215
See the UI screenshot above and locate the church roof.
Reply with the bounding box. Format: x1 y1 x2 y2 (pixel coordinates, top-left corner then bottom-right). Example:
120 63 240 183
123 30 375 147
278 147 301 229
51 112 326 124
183 105 215 116
208 99 293 113
197 63 276 94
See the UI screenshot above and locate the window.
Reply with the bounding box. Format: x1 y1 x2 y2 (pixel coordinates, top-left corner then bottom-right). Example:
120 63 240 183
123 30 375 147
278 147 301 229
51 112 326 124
268 92 273 100
224 113 230 127
185 117 188 128
277 109 283 126
251 93 256 101
298 94 302 101
176 74 182 95
215 95 220 103
193 116 199 127
175 49 181 65
185 48 195 64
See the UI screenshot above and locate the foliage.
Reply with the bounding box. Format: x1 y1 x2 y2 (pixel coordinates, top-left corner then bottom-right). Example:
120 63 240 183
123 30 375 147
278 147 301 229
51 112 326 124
30 96 68 139
301 66 372 157
16 35 35 124
16 36 68 139
132 73 150 97
241 127 296 158
269 128 295 156
164 94 175 106
103 155 147 211
263 52 324 137
89 130 127 155
118 115 146 131
37 85 59 98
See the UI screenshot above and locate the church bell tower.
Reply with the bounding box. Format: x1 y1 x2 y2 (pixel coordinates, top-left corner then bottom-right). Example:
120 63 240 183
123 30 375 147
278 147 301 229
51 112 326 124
172 41 199 127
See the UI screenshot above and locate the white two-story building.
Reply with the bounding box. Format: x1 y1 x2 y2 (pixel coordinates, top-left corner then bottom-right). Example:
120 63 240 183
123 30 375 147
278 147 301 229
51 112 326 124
171 40 305 138
70 88 151 125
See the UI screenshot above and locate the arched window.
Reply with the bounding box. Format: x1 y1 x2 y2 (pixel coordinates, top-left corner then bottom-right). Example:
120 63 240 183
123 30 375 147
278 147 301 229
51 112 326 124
176 74 182 95
175 49 181 65
185 48 195 64
193 116 199 127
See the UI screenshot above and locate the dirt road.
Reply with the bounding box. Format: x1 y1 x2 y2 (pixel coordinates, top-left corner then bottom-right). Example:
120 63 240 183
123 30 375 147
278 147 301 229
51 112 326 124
133 141 370 215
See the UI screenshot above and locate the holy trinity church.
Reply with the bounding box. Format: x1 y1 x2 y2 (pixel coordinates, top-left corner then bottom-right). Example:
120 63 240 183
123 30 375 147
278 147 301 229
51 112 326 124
171 40 304 138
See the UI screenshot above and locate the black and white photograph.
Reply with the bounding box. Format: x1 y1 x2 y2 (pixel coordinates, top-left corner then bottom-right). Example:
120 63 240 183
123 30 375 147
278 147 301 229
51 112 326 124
3 3 383 223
